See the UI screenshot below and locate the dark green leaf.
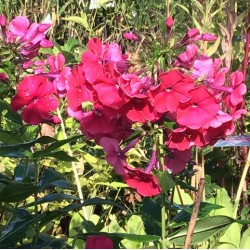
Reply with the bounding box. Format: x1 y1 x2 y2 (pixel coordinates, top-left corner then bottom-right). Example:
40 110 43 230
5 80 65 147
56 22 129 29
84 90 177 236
14 162 35 182
0 215 37 248
33 135 83 159
60 198 124 212
20 233 71 249
0 136 56 158
0 182 40 202
39 198 124 227
172 202 224 224
23 193 79 208
176 180 197 192
44 151 78 162
39 168 76 190
0 100 22 124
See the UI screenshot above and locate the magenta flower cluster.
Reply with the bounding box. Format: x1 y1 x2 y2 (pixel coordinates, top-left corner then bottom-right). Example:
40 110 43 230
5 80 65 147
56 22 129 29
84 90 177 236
3 15 247 197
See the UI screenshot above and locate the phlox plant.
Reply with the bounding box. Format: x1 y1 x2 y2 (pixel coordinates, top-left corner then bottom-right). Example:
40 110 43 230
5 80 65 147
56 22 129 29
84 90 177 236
0 7 248 249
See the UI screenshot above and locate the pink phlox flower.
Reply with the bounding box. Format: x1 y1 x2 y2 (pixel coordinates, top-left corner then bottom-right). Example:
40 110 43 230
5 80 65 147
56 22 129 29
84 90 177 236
192 54 213 79
205 110 233 129
79 104 118 140
173 44 199 69
123 166 161 197
123 31 140 41
66 64 95 112
10 75 59 125
203 110 237 145
164 148 192 174
99 137 128 175
0 14 7 38
41 53 72 97
0 72 9 82
165 16 174 28
81 38 127 83
167 127 205 150
225 70 247 107
177 85 220 129
93 75 129 110
119 73 151 98
85 235 113 249
193 33 217 42
5 16 53 67
153 70 194 113
178 28 200 46
121 97 158 123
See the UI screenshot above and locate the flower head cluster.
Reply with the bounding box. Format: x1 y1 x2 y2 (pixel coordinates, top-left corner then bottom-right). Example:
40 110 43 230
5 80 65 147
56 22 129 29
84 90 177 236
0 14 53 68
8 15 247 197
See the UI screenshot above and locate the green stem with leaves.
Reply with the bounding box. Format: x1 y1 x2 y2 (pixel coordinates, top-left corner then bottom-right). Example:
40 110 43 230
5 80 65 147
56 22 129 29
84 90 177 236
56 107 88 220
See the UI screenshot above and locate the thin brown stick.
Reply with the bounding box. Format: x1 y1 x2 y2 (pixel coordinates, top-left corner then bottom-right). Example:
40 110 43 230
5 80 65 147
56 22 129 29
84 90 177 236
184 178 205 249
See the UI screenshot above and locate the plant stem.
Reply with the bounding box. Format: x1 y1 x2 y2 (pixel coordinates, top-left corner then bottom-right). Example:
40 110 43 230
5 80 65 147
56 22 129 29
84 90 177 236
233 149 250 219
184 178 205 248
56 108 88 220
166 0 170 18
33 160 39 248
158 128 167 248
161 194 167 248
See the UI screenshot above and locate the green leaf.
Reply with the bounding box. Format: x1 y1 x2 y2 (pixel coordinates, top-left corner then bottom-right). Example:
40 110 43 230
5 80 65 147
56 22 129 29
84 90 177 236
39 198 124 228
95 181 128 189
156 171 175 192
207 36 221 56
207 0 216 13
62 14 90 30
176 180 197 192
39 168 76 190
14 162 35 181
240 227 250 249
191 16 202 30
23 193 79 208
21 234 70 249
173 186 193 205
172 202 224 224
122 215 146 248
61 198 124 212
58 1 72 15
210 188 234 217
168 215 237 246
0 136 56 158
141 197 161 236
191 0 204 14
43 150 78 162
63 38 83 52
0 215 37 248
33 135 82 159
0 100 22 124
0 182 40 202
176 4 190 15
76 232 160 243
216 222 241 248
0 130 23 144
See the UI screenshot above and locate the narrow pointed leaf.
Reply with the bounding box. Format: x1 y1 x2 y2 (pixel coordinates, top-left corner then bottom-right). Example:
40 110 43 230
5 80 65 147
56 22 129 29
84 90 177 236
168 216 243 245
0 182 40 202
